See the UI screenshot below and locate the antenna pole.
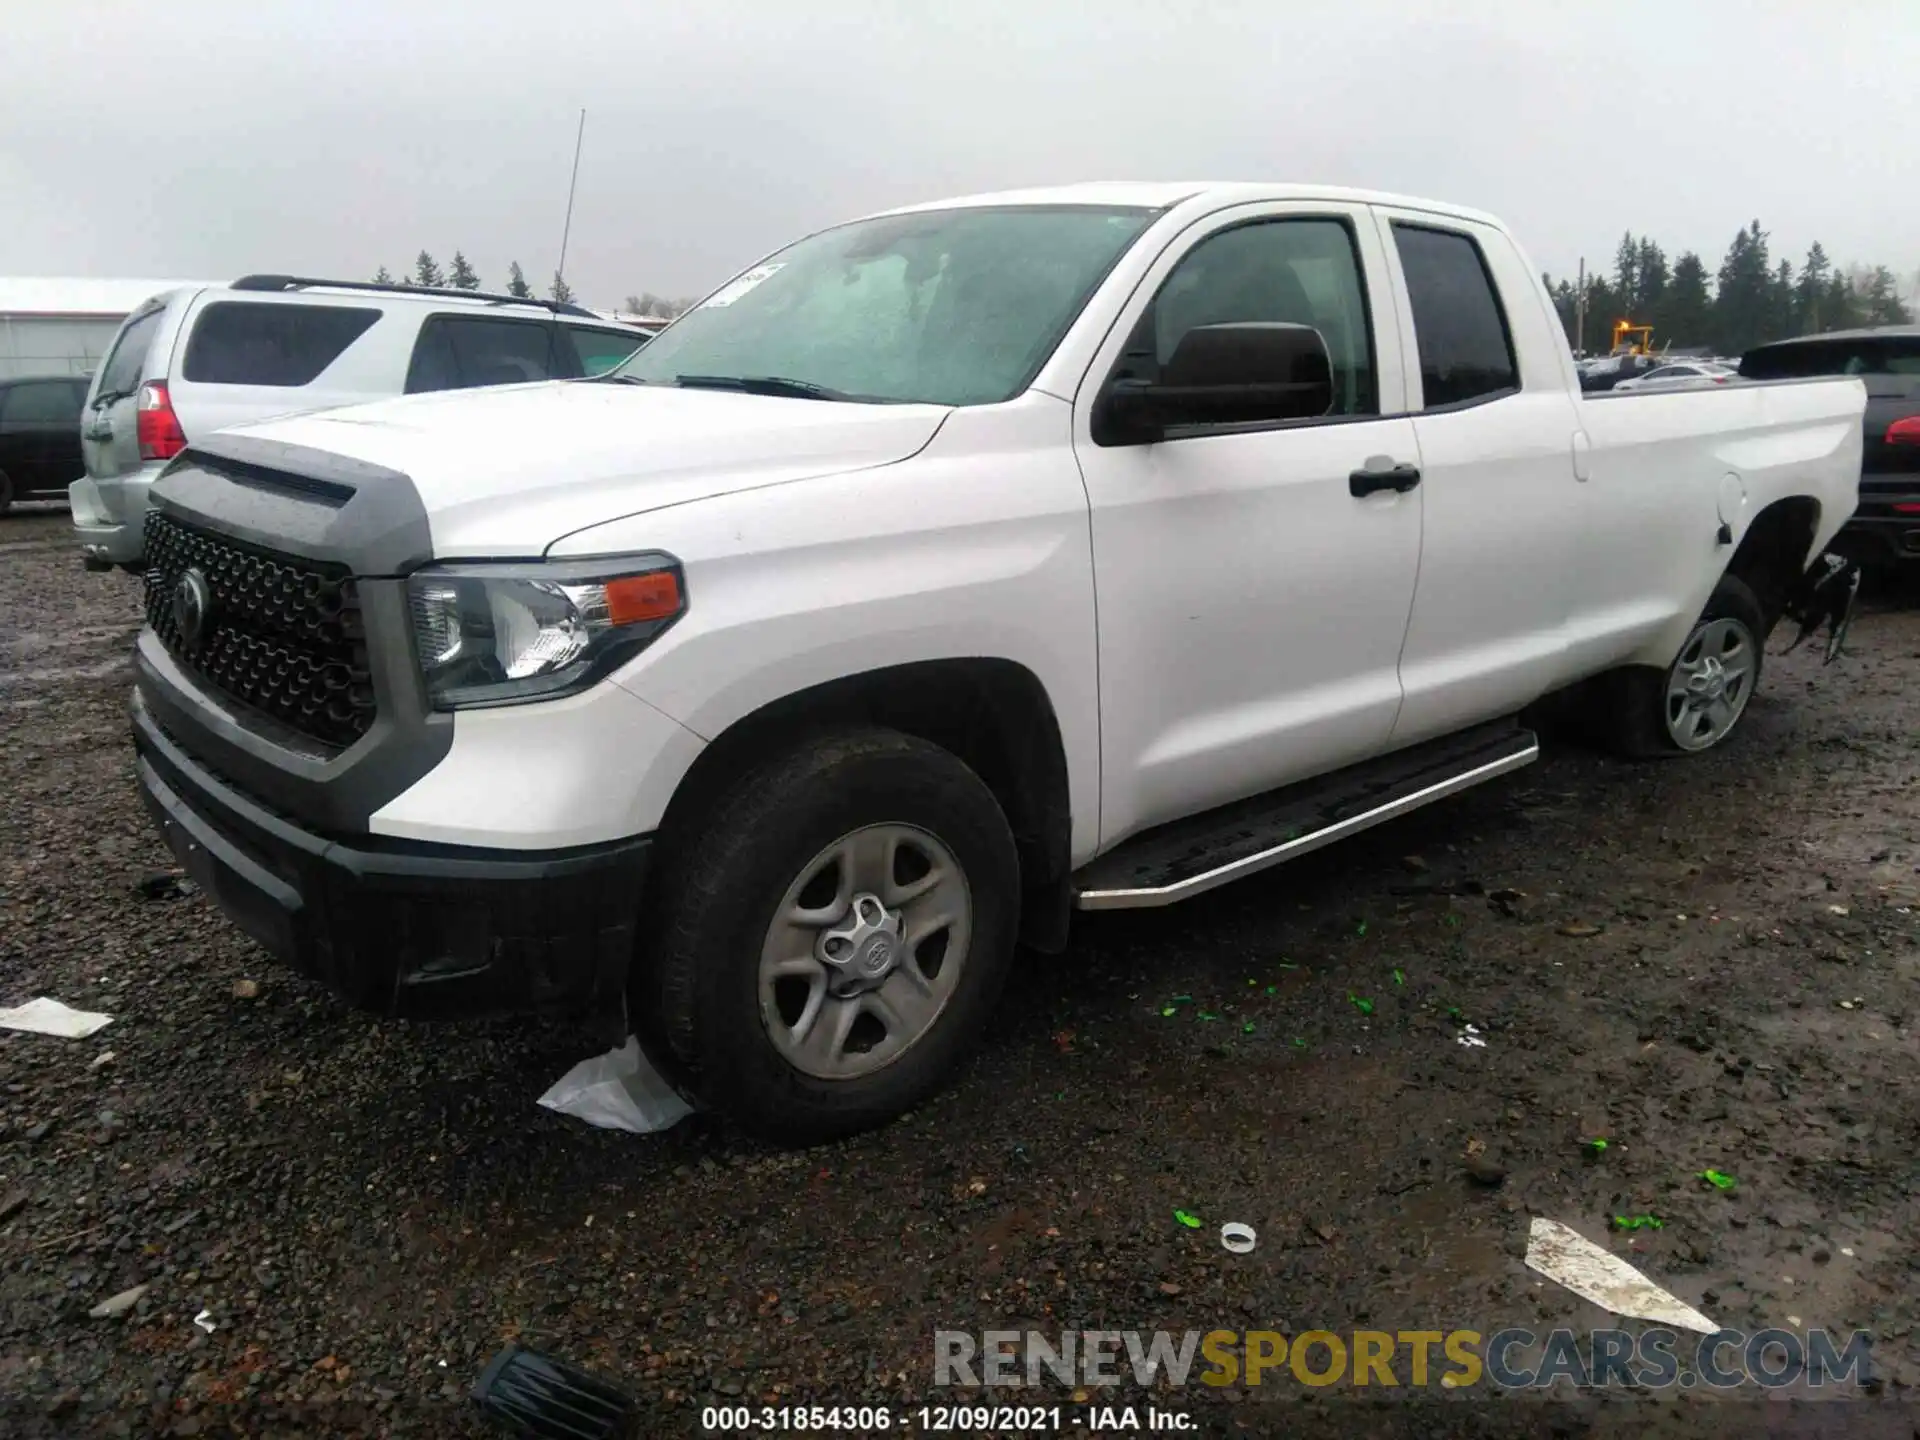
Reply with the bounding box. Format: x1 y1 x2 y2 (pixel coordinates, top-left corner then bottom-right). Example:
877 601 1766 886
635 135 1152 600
556 108 586 288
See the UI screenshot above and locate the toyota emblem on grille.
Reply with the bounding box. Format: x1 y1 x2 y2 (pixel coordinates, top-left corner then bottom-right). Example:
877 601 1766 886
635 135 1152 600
172 567 213 649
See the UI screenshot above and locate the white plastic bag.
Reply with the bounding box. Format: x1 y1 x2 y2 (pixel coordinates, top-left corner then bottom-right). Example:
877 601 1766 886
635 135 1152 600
0 997 113 1038
537 1035 693 1134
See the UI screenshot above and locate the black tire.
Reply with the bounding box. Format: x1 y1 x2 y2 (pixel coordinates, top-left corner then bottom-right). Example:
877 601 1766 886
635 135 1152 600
633 727 1020 1146
1604 573 1766 759
0 470 13 515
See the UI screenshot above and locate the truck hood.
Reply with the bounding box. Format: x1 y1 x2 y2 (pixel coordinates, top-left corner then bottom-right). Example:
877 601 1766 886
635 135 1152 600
222 380 952 557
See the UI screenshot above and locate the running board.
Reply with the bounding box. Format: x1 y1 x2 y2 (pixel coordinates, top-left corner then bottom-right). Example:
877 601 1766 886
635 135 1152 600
1073 721 1539 910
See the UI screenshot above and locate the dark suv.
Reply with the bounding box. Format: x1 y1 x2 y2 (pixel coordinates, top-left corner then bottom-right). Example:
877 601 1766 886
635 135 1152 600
1740 328 1920 571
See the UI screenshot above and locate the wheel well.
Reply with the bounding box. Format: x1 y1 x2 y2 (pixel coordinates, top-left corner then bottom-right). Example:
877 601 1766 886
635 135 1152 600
653 659 1076 951
1727 497 1820 634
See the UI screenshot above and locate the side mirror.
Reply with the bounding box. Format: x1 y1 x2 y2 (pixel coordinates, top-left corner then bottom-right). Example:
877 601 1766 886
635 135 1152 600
1098 322 1335 443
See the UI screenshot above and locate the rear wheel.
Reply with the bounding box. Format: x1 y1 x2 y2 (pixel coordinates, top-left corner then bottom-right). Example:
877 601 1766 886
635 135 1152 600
1605 574 1765 758
0 470 13 515
635 727 1020 1146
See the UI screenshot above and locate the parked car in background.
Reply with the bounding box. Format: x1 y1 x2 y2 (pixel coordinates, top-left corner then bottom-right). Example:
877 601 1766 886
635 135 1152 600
1611 360 1736 392
70 278 655 569
126 181 1863 1144
0 373 90 512
1740 327 1920 572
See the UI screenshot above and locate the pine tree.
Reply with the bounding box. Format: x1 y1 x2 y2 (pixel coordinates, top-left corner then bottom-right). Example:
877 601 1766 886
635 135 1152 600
413 251 445 289
505 262 533 299
1862 265 1912 326
1712 221 1774 355
1663 253 1713 349
1636 239 1669 320
1796 243 1831 333
550 271 575 305
447 251 481 290
372 266 395 285
1612 233 1640 318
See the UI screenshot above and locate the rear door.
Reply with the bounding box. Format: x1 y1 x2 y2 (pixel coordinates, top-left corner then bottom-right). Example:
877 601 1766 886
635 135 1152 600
405 315 565 392
83 303 170 481
1370 211 1585 746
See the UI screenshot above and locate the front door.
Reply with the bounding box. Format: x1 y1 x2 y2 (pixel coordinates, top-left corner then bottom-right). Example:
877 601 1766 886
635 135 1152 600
1072 203 1425 848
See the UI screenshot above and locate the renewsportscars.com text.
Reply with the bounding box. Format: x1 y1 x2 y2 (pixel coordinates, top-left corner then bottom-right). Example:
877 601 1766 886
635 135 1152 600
933 1327 1874 1391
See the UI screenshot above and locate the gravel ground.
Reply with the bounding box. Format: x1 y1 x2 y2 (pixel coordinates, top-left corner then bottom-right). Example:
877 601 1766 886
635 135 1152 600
2 503 1917 1439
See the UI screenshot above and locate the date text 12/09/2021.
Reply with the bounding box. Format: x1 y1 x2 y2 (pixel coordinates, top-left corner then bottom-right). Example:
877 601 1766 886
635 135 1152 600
702 1404 1197 1432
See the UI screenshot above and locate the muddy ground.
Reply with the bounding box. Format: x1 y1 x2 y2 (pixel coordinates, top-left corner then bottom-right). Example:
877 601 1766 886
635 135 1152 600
1 503 1916 1439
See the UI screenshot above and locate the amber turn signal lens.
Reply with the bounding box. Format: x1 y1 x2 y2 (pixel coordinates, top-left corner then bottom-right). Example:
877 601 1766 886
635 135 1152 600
604 570 683 625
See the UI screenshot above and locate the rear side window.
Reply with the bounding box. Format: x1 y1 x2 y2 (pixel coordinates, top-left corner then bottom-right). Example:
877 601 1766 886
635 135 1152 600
98 308 164 399
566 325 647 376
182 302 380 386
0 380 82 426
406 317 560 393
1391 224 1519 409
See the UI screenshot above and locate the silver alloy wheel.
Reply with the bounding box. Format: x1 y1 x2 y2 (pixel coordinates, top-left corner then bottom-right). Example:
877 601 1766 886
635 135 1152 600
1664 615 1757 751
758 823 973 1081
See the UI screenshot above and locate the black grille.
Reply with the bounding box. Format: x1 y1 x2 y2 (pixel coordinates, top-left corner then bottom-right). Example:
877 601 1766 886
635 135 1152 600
143 511 375 749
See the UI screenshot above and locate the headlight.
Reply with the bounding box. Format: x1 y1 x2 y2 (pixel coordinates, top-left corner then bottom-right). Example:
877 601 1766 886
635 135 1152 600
406 556 685 709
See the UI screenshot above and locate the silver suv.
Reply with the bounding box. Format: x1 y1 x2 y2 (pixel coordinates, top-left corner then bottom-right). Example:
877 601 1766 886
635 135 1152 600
70 276 657 569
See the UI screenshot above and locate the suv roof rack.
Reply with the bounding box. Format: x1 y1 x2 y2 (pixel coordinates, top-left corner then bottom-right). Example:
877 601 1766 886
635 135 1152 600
227 274 604 321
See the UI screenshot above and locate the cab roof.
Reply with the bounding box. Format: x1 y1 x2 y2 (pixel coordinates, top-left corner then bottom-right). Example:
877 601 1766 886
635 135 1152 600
870 181 1506 230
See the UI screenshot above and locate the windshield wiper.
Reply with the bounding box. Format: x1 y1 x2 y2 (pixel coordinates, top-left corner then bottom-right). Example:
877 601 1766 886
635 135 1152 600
594 374 654 385
673 374 854 402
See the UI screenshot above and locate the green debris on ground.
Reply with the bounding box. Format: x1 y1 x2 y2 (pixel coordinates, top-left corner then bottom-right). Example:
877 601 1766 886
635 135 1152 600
1349 994 1374 1016
1174 1209 1202 1229
1392 969 1405 986
1582 1137 1609 1154
1699 1169 1737 1191
1611 1213 1663 1231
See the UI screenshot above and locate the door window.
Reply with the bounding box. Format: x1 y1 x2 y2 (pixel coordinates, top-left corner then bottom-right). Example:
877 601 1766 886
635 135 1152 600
1116 217 1378 419
406 317 560 392
1389 224 1519 408
566 325 648 376
0 380 80 426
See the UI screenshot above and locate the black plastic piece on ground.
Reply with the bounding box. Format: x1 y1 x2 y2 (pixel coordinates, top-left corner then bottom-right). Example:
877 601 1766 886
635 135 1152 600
472 1344 637 1440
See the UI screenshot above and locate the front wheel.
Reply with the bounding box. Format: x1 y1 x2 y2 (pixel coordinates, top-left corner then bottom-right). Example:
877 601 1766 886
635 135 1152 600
635 727 1020 1146
1605 574 1766 758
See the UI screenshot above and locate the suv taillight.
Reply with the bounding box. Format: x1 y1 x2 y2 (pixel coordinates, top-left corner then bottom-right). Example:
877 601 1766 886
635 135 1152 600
1887 416 1920 447
136 381 186 461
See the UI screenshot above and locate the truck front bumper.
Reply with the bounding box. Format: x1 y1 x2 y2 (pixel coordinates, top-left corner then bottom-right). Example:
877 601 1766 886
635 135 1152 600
132 693 652 1023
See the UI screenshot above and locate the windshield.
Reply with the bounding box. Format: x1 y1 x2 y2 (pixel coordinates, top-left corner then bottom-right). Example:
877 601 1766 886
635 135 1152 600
611 204 1159 406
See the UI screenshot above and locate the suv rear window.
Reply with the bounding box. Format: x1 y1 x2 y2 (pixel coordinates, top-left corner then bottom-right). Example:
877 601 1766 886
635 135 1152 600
1740 336 1920 380
182 301 381 386
99 308 163 399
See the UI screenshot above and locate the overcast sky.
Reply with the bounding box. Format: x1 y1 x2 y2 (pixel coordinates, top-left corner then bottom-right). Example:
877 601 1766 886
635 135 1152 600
3 0 1915 307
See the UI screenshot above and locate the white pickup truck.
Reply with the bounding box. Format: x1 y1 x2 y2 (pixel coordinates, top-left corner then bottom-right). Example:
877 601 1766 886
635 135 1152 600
129 183 1865 1144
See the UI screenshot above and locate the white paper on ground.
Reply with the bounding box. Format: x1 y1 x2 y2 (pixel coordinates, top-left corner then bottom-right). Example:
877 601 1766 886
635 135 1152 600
537 1035 693 1134
1524 1216 1717 1334
0 997 114 1038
